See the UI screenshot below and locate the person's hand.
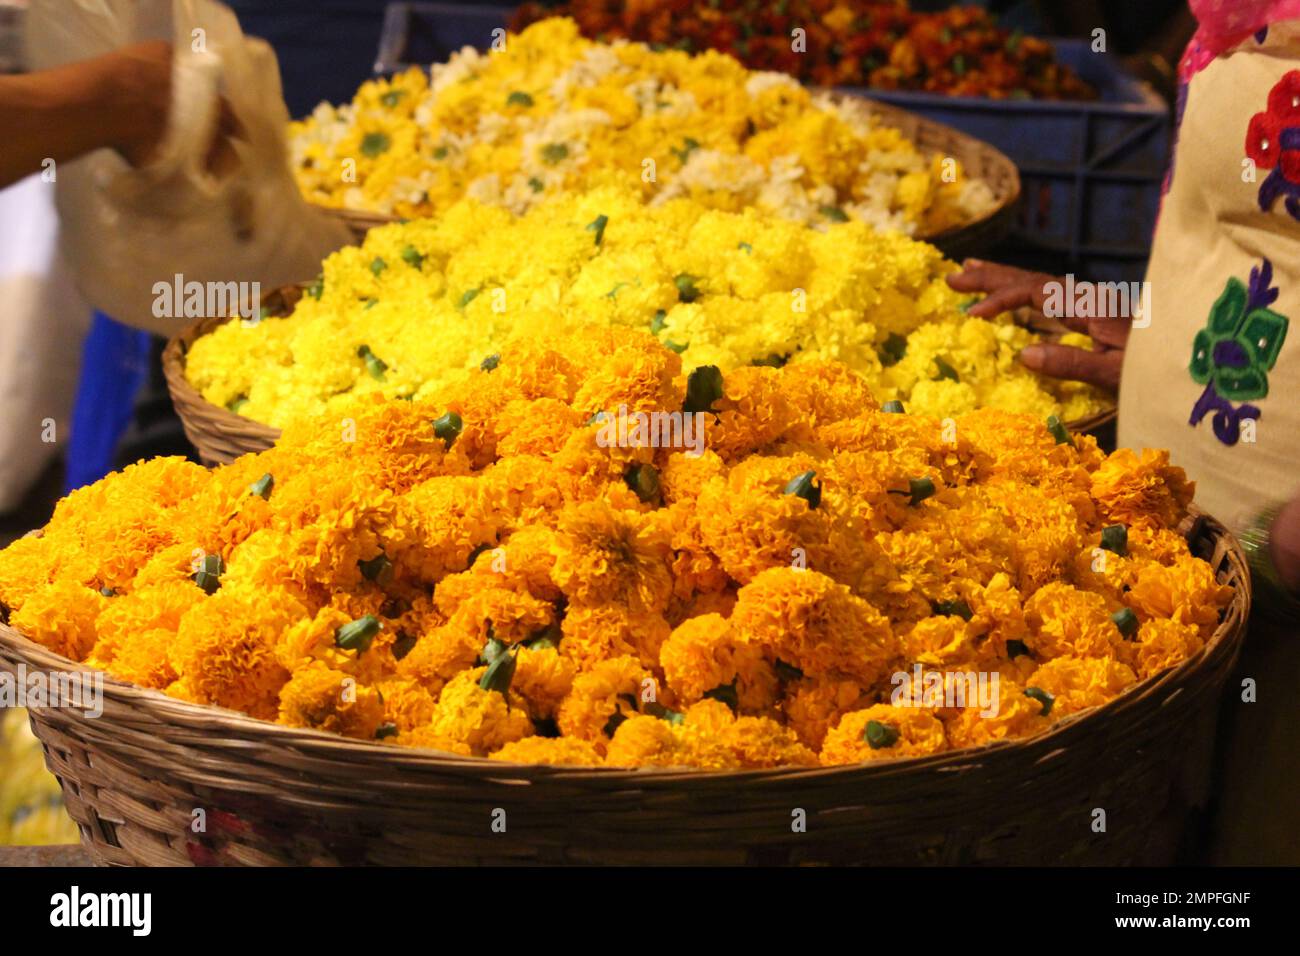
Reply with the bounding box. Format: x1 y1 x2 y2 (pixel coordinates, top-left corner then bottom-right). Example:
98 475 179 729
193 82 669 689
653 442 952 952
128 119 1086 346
947 259 1130 391
102 40 242 175
100 41 174 168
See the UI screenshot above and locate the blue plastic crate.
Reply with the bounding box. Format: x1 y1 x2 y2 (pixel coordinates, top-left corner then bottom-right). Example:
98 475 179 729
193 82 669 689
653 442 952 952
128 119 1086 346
375 6 1169 283
374 2 511 74
856 41 1170 283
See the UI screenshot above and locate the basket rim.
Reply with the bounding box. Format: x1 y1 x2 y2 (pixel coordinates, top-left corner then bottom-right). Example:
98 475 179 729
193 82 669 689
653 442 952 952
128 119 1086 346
164 280 1116 453
304 95 1022 246
829 92 1022 244
0 509 1249 784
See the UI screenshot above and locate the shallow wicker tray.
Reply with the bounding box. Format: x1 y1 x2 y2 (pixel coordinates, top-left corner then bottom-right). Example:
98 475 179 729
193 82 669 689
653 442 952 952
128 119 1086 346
310 95 1020 258
164 282 1114 466
0 510 1247 865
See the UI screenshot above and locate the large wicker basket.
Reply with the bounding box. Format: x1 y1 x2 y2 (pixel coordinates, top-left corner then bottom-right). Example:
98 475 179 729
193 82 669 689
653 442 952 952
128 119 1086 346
0 512 1248 866
163 285 1114 467
312 95 1021 258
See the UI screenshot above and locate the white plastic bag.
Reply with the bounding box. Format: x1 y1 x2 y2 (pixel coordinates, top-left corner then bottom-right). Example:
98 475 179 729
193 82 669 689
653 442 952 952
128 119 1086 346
25 0 352 335
0 175 91 514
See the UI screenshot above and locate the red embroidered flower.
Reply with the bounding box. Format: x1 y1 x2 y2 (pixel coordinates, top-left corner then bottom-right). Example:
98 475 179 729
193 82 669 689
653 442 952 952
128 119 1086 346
1247 111 1283 168
1266 70 1300 121
1282 150 1300 182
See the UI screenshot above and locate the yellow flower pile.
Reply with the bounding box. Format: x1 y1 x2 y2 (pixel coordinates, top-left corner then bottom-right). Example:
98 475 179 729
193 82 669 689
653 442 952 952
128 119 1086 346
0 710 78 846
2 330 1231 769
185 185 1106 429
290 17 992 235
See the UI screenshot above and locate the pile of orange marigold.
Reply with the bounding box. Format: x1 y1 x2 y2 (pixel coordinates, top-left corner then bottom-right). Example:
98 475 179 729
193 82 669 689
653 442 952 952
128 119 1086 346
0 329 1231 768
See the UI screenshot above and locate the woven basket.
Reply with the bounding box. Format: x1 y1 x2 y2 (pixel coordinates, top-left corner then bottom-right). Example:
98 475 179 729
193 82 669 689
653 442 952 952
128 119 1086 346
0 511 1248 866
311 96 1020 256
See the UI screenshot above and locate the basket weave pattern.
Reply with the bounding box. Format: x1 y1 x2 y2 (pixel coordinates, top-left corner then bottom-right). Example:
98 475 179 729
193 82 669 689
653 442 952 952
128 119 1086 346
0 513 1248 866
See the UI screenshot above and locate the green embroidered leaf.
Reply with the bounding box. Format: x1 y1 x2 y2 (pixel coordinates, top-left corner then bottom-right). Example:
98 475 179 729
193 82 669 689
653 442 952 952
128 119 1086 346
1215 364 1269 402
1208 277 1248 336
1238 307 1289 371
1188 328 1215 384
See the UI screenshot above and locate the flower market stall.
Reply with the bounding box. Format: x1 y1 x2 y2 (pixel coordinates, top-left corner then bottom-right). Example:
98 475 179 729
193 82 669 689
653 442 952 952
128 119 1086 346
0 1 1289 884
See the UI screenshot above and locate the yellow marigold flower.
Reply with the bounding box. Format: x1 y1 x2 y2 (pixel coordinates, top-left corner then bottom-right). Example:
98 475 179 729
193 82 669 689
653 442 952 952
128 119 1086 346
821 704 947 765
185 184 1105 431
277 662 387 740
491 736 603 766
1026 657 1138 719
730 568 897 687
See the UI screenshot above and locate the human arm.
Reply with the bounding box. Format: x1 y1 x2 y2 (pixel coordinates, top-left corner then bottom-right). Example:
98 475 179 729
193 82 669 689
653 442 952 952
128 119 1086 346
0 41 172 189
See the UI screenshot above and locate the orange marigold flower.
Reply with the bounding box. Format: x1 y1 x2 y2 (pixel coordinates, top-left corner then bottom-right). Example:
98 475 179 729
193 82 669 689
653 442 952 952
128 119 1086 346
941 682 1051 750
1130 617 1205 680
1026 656 1138 718
556 654 650 748
169 591 303 721
702 365 795 461
821 704 947 764
1091 448 1194 529
9 581 106 662
730 567 897 686
1023 582 1125 662
491 736 604 766
660 612 778 711
559 603 671 671
422 668 533 756
278 662 386 739
513 644 577 719
1127 555 1233 639
550 500 673 615
604 714 738 769
780 677 871 750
